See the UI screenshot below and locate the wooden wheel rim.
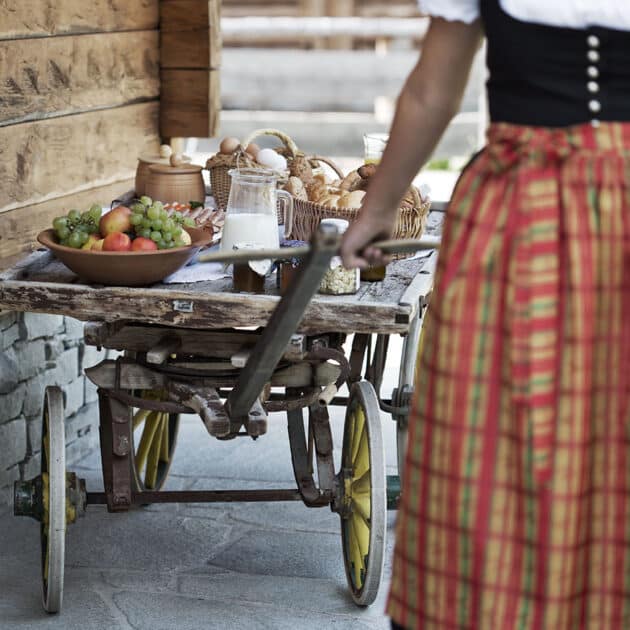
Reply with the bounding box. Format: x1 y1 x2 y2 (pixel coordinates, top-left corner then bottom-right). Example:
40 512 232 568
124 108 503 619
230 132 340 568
340 381 386 607
40 386 66 613
130 392 180 492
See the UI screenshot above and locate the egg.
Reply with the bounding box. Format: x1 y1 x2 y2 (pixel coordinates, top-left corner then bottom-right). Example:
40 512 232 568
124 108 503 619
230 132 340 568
245 142 261 159
256 148 287 171
159 144 173 159
170 152 186 167
219 137 240 155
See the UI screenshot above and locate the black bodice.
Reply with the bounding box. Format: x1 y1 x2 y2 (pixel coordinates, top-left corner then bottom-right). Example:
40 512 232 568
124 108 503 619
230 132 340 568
480 0 630 127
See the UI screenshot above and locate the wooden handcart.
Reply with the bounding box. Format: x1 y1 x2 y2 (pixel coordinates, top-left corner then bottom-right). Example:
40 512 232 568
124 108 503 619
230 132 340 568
2 217 440 614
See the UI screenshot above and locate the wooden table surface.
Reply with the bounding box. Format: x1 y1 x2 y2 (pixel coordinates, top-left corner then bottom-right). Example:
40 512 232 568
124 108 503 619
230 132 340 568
0 212 443 336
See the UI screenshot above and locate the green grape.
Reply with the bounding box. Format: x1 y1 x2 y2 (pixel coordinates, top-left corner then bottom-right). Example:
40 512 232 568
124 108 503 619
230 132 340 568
159 209 169 221
141 217 153 229
68 232 82 248
173 226 182 237
173 211 183 222
140 196 153 207
147 205 160 221
166 242 176 249
183 217 195 228
131 202 145 214
68 209 81 223
163 231 173 242
130 213 143 226
157 241 167 250
153 201 164 212
151 220 163 231
57 226 70 240
163 218 175 232
89 205 102 221
140 228 152 239
52 216 68 231
174 238 185 248
79 231 89 245
150 231 162 242
81 210 92 222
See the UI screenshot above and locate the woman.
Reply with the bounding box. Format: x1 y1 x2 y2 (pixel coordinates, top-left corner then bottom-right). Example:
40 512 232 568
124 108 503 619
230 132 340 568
341 1 630 628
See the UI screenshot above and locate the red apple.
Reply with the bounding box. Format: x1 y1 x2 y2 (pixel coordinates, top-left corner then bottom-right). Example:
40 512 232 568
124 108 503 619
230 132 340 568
103 232 132 251
81 233 101 251
99 205 132 237
131 237 158 252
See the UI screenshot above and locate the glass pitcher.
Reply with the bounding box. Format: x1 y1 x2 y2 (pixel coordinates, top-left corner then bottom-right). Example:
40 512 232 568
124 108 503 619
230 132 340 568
221 168 293 253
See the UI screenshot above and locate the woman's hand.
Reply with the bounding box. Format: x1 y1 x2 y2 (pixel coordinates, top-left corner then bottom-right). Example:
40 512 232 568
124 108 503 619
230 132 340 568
340 209 396 269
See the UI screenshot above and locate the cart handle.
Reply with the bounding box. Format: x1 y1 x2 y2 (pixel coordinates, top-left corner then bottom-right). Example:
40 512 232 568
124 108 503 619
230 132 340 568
197 236 440 265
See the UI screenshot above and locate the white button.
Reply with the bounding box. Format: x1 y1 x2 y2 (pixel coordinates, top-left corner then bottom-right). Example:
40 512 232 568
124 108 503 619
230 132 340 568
589 100 601 113
587 50 600 63
587 81 599 93
591 119 601 128
587 35 600 48
587 66 599 78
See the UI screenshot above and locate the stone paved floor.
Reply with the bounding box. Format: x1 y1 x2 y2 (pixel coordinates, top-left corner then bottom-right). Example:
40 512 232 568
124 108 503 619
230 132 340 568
0 337 407 629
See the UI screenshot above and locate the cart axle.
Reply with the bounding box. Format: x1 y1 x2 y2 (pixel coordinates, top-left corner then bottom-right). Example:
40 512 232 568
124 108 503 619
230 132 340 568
86 488 306 505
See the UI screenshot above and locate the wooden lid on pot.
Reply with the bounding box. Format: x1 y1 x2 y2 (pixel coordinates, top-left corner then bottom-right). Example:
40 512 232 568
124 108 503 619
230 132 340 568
137 153 171 166
148 163 204 175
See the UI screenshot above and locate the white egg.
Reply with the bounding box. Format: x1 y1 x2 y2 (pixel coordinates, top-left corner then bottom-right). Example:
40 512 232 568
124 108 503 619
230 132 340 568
257 148 286 171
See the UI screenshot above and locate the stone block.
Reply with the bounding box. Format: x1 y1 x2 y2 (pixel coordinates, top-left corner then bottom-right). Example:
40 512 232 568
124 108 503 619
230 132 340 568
1 323 21 351
21 313 64 339
26 415 42 454
47 347 80 386
6 340 46 382
0 352 19 394
64 317 85 341
44 338 65 361
63 379 85 418
84 377 99 404
0 464 20 490
22 374 46 418
0 418 27 471
20 453 40 480
65 402 99 444
0 312 17 331
80 345 106 372
0 383 25 421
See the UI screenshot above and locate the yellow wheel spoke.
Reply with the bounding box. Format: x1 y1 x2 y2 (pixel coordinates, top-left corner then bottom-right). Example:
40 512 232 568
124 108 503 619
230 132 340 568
133 408 151 431
160 415 170 464
352 512 370 559
135 412 160 475
353 494 371 524
351 407 365 464
145 413 165 490
348 520 365 588
353 428 369 479
352 469 371 496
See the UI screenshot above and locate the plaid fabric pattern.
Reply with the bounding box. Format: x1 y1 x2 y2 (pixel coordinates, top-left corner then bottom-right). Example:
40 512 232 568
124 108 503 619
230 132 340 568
388 122 630 629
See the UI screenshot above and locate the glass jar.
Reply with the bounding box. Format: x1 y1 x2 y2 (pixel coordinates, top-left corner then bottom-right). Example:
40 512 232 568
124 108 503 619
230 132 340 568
318 219 360 295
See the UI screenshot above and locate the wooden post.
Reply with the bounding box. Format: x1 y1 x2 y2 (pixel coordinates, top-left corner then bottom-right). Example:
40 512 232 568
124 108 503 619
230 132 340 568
327 0 355 49
160 0 222 139
302 0 327 49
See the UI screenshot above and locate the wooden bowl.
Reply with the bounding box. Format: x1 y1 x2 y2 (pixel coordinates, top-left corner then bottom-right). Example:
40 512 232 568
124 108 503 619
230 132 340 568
37 227 213 287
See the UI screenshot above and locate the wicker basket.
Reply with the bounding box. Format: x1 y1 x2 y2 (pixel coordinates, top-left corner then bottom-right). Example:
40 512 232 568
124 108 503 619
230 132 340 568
206 128 299 212
289 167 431 258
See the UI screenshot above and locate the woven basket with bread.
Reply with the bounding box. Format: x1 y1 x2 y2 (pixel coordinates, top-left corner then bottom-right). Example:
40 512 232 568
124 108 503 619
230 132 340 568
285 161 431 258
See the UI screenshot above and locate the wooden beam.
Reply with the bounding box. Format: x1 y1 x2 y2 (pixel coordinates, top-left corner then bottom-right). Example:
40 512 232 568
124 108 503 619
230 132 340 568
0 32 159 127
160 0 222 69
0 0 159 40
0 102 159 214
0 179 135 269
160 69 220 138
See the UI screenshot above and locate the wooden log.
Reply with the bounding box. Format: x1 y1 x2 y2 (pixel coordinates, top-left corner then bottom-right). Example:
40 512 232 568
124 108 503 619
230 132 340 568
0 32 160 126
244 397 267 437
0 178 135 270
160 69 220 138
0 0 159 40
0 102 159 214
160 0 222 69
168 382 230 437
85 361 166 390
146 336 182 365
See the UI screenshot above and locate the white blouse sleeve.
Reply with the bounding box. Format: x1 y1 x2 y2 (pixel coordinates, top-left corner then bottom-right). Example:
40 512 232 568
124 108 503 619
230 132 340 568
417 0 480 24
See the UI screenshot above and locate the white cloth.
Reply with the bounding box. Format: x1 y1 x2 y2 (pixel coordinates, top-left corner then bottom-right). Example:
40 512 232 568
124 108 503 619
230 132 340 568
417 0 630 29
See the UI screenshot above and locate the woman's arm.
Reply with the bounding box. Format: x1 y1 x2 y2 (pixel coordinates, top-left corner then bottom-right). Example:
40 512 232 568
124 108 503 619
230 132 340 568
340 17 483 268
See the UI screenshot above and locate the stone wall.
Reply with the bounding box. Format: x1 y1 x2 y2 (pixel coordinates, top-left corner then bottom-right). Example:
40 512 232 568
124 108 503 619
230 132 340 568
0 312 109 509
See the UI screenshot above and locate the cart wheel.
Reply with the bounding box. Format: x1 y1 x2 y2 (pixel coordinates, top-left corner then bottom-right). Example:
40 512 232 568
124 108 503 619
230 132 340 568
40 386 66 613
131 392 180 492
395 309 422 481
340 381 386 607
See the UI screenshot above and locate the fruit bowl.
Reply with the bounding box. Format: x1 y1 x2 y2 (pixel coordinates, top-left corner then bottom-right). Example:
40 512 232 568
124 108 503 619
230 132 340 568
37 227 213 287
